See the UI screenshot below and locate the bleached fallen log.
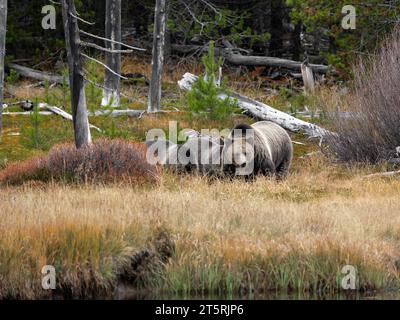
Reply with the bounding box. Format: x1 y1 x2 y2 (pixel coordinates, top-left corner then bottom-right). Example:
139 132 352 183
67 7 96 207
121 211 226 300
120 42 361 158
7 63 65 84
4 105 146 119
90 109 145 117
178 73 333 139
38 103 102 133
362 170 400 179
3 111 54 116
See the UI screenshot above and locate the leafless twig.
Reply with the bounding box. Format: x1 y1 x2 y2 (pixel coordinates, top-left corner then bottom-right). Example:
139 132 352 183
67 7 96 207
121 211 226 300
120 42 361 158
70 12 95 26
80 30 146 52
80 41 133 54
81 53 128 80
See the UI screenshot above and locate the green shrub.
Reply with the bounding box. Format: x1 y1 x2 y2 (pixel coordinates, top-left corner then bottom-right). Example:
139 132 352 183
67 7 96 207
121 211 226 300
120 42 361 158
20 104 72 151
6 69 19 85
186 42 239 121
20 104 43 150
103 118 130 139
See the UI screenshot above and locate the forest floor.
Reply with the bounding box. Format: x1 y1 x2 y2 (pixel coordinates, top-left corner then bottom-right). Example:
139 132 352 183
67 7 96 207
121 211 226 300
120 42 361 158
1 58 400 299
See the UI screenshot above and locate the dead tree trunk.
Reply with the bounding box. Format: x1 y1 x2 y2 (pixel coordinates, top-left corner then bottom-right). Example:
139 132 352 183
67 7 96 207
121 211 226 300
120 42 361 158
0 0 7 140
101 0 121 108
301 62 315 95
148 0 167 113
61 0 91 148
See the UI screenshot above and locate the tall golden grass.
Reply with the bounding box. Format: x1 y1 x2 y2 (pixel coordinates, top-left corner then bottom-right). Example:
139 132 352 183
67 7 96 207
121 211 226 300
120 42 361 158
1 155 400 299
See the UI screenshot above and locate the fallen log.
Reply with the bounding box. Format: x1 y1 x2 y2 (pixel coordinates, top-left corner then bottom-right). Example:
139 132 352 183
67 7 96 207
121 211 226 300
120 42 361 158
4 105 146 119
38 103 102 132
8 63 66 84
172 44 331 74
3 111 54 116
225 52 330 74
90 109 145 117
362 170 400 179
178 73 333 139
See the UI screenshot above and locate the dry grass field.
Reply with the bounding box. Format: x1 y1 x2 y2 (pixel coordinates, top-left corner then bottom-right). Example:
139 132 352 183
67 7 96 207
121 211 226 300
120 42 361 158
1 154 400 299
2 54 400 299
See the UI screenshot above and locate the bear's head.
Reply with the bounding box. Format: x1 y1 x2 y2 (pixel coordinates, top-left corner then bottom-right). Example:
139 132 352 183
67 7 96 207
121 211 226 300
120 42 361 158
222 124 255 176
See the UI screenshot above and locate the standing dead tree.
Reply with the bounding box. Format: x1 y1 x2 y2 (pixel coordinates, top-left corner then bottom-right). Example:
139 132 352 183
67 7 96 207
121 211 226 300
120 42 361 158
301 62 315 95
102 0 122 108
0 0 7 140
61 0 92 148
148 0 167 113
60 0 146 148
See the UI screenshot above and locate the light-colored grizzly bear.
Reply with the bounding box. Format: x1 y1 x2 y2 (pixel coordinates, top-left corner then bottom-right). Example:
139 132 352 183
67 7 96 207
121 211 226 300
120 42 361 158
177 136 223 175
145 137 222 175
222 121 293 178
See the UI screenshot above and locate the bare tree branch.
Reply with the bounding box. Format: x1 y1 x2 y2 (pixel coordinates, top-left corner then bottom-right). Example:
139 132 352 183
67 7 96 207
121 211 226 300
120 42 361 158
81 53 128 79
80 41 132 54
69 12 95 25
80 30 146 52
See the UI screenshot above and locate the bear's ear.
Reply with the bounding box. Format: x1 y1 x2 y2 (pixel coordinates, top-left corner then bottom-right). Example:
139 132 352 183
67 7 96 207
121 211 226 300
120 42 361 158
232 123 253 138
233 123 252 131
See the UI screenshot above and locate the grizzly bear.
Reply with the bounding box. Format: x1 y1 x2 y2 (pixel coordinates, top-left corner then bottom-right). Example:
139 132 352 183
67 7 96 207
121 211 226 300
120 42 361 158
177 136 223 175
222 121 293 178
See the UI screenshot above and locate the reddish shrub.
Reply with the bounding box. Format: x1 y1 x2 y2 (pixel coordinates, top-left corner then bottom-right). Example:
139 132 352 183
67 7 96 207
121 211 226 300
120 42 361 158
0 156 47 185
0 139 159 185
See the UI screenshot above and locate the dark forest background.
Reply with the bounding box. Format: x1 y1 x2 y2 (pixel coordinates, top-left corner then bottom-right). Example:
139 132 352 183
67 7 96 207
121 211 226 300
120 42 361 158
6 0 400 76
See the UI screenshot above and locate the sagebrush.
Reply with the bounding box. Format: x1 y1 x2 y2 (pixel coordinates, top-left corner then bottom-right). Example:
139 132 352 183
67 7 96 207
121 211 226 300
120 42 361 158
326 28 400 163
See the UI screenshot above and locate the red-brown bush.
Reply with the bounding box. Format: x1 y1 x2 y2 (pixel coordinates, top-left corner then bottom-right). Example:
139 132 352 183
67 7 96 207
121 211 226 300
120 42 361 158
0 139 159 185
0 156 47 185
